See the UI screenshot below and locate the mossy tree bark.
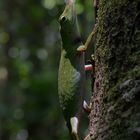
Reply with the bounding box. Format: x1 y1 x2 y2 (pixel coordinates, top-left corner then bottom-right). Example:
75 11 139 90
88 0 140 139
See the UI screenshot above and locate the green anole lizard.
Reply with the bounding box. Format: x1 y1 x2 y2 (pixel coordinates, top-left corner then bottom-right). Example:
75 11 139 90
58 0 85 139
58 0 97 140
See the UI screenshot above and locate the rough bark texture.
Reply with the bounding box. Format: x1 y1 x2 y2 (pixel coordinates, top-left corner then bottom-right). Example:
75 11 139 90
89 0 140 139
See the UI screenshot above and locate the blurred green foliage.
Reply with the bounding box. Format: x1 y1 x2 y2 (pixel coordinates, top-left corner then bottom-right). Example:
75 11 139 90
0 0 94 140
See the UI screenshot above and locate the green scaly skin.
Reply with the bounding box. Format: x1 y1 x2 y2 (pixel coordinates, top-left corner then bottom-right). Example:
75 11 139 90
58 1 85 140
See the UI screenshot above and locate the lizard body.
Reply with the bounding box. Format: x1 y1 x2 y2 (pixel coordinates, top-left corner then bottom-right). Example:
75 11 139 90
58 0 85 139
58 0 98 139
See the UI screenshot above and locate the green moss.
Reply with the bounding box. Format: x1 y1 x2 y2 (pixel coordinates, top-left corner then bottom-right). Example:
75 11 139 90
128 66 140 79
107 86 119 101
90 0 140 139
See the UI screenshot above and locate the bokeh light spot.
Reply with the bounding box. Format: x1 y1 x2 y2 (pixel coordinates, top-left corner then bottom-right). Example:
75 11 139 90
42 0 56 10
19 48 30 60
76 3 84 14
14 108 24 120
8 47 19 58
0 32 9 44
0 67 8 80
37 48 48 60
16 129 28 140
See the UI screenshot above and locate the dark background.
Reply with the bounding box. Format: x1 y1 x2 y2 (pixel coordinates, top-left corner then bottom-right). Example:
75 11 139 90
0 0 95 139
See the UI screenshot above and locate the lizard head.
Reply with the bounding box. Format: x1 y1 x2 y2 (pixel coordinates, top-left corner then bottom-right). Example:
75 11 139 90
59 1 82 52
59 3 76 27
59 3 79 43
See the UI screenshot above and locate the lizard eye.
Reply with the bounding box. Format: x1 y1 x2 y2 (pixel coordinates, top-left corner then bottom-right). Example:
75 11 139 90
61 16 66 22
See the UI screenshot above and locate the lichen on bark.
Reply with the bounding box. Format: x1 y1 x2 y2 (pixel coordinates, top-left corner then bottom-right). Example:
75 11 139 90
88 0 140 139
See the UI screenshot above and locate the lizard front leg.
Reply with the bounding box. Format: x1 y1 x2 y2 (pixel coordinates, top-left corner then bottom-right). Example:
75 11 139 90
77 24 97 52
83 100 92 113
77 0 98 52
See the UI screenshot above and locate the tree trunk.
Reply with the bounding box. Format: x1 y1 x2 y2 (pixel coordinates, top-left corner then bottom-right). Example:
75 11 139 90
88 0 140 139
